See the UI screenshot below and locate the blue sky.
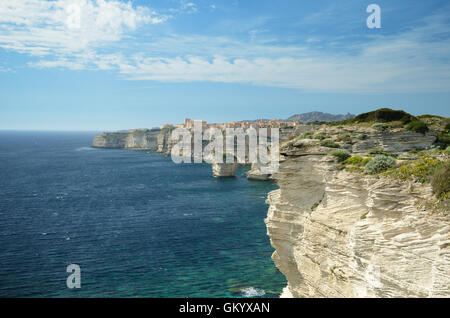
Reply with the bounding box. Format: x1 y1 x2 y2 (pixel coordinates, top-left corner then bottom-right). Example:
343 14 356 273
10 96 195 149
0 0 449 131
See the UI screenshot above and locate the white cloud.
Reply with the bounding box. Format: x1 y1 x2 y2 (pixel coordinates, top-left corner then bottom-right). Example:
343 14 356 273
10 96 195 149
116 51 449 94
169 1 198 15
0 2 449 94
113 13 450 94
0 0 167 56
181 1 198 14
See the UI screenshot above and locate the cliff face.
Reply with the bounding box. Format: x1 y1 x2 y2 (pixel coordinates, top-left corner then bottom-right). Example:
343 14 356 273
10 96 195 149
266 125 449 297
157 130 171 153
93 126 296 157
92 129 161 150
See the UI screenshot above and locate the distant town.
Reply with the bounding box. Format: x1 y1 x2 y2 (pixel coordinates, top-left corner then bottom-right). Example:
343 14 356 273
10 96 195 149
161 118 302 130
123 112 355 133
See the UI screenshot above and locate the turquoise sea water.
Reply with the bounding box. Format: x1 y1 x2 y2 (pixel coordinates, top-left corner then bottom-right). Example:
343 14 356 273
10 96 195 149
0 131 286 297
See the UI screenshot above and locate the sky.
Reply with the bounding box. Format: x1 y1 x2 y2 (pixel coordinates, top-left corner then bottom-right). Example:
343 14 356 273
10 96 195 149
0 0 449 131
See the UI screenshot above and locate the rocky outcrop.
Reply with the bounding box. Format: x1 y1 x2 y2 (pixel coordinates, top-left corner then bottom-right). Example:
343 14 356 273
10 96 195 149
246 162 272 180
92 129 160 150
212 162 238 177
351 129 437 154
293 125 437 155
265 128 449 298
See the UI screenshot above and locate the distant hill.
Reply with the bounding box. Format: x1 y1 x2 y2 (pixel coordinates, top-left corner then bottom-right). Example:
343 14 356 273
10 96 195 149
286 111 355 123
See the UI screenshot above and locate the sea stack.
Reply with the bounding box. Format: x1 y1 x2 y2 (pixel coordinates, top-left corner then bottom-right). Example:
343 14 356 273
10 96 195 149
212 162 238 177
246 162 272 180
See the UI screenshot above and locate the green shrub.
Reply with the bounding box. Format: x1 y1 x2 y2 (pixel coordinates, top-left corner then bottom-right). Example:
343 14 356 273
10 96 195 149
301 132 312 139
321 140 340 148
327 120 353 126
445 122 450 131
446 146 450 154
362 157 373 165
328 149 351 162
344 155 364 165
437 131 450 146
365 155 396 174
313 134 326 140
405 120 429 134
335 133 351 143
431 163 450 199
382 155 439 183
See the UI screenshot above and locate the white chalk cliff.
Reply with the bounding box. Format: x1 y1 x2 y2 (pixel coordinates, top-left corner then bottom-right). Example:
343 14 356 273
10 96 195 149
265 125 449 298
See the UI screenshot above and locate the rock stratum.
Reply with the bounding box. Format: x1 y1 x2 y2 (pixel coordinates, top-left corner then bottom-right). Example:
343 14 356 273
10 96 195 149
266 121 450 297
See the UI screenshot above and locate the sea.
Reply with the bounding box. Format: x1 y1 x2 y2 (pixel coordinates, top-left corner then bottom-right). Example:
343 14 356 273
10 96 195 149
0 131 286 297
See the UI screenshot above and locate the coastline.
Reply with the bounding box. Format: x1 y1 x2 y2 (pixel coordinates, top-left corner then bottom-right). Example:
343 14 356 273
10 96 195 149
90 111 450 298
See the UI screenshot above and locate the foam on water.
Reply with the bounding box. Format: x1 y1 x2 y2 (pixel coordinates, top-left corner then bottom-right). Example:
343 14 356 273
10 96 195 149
241 287 266 297
75 146 96 151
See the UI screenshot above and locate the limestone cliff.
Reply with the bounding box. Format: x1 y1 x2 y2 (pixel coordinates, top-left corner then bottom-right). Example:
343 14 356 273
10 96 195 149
265 123 450 297
92 129 161 150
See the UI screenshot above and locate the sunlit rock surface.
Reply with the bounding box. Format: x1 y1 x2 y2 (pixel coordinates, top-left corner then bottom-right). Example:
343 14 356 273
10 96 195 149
266 128 449 298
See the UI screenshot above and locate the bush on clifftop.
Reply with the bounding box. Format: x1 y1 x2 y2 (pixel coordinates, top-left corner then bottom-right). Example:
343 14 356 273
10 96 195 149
343 155 364 165
328 149 351 162
313 134 326 140
437 131 450 147
368 149 398 158
321 140 340 148
365 155 396 174
405 120 429 134
436 123 450 147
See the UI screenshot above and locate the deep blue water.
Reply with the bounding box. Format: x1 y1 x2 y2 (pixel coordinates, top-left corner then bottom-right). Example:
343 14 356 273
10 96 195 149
0 131 285 297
